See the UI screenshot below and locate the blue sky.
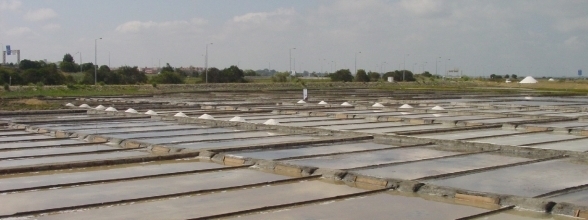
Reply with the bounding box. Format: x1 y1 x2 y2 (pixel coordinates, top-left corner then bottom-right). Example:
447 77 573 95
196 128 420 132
0 0 586 77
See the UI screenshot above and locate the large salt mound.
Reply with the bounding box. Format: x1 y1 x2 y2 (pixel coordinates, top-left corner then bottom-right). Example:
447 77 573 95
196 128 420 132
263 119 280 125
145 110 157 115
198 114 214 119
95 105 106 110
229 116 246 122
174 112 188 117
297 100 306 104
318 101 328 105
399 104 413 109
372 103 384 107
105 107 117 112
341 102 353 106
431 106 445 110
125 108 138 113
65 103 75 107
79 104 91 108
519 76 538 84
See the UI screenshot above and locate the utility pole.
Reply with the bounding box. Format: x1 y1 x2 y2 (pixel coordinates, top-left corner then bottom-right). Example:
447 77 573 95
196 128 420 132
403 54 409 81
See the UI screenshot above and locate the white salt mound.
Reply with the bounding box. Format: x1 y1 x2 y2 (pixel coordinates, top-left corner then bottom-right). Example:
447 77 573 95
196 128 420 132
125 108 138 113
524 96 533 100
263 119 280 125
198 114 214 119
65 103 75 107
431 106 445 110
229 116 246 122
145 110 157 115
318 101 328 105
372 103 385 107
519 76 538 84
105 107 117 112
399 104 413 109
95 105 106 110
297 100 306 104
548 78 555 81
79 104 91 108
174 112 188 117
341 102 353 106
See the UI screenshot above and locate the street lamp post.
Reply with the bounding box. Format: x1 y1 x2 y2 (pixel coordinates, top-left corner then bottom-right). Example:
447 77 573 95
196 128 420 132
205 43 213 83
94 38 102 85
381 61 387 73
445 58 451 78
435 57 441 76
354 51 361 75
422 62 427 73
413 63 417 74
289 47 296 73
403 54 409 81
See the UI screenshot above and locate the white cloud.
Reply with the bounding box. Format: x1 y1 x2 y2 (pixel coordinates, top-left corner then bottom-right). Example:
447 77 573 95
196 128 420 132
555 17 588 32
232 8 295 24
6 26 32 36
115 19 206 33
42 23 61 31
24 8 57 21
0 0 21 11
564 36 586 49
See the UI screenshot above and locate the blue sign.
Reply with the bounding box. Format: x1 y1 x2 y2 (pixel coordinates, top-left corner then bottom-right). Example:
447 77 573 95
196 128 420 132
5 45 10 55
579 70 583 76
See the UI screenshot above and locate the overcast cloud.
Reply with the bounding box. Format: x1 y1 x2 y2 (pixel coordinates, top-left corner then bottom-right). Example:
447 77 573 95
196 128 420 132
0 0 586 77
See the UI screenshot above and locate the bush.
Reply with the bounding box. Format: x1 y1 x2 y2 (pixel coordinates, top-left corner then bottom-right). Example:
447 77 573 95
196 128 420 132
3 83 9 91
150 71 185 84
328 69 353 82
271 72 290 82
354 69 369 82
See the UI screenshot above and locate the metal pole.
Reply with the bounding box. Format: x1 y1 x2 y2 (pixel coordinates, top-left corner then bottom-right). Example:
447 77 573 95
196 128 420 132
403 54 409 81
108 51 110 67
436 57 440 76
289 47 296 73
94 38 101 85
354 51 361 75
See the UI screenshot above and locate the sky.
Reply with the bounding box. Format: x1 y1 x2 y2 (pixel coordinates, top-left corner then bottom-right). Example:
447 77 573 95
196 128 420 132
0 0 586 77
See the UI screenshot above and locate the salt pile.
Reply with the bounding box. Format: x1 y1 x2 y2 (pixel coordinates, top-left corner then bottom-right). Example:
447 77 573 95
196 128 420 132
198 114 214 119
372 103 384 107
399 104 413 109
105 107 117 112
145 110 157 115
174 112 188 117
79 104 91 108
297 100 306 104
229 116 246 122
341 102 353 106
263 119 280 125
95 105 106 110
65 103 75 107
125 108 138 113
318 101 328 105
431 106 445 110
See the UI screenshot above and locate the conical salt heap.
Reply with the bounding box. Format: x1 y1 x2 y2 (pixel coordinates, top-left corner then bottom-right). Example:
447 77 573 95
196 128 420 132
431 106 445 110
318 101 328 105
372 103 384 107
79 104 91 108
65 103 75 107
341 102 353 106
263 119 280 125
524 96 533 100
95 105 106 110
198 114 214 119
105 107 117 112
174 112 188 117
125 108 138 113
297 100 306 104
229 116 246 122
145 110 157 115
399 104 413 109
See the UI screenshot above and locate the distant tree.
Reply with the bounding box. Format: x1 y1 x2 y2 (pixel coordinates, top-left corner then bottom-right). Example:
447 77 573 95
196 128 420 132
421 71 432 77
271 72 290 82
505 74 510 79
118 66 147 84
59 54 77 73
368 71 381 82
21 65 66 85
150 71 184 84
490 74 497 79
383 70 415 82
354 69 369 82
161 63 174 73
244 69 257 76
201 67 221 83
328 69 353 82
511 74 518 79
19 59 43 70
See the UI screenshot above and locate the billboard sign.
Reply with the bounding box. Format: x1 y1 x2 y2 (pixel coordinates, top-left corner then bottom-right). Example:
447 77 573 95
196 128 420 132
303 88 308 101
6 45 10 55
579 69 583 76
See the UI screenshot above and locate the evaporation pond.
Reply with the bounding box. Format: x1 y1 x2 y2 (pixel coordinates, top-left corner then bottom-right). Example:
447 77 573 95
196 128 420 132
0 145 117 159
0 135 53 142
231 192 490 220
0 160 223 192
527 138 588 152
106 128 235 139
0 151 147 168
35 180 364 220
427 159 588 197
247 117 335 123
280 119 369 127
0 139 83 150
0 131 33 136
0 169 288 216
137 131 284 144
318 122 408 130
468 208 577 220
70 125 201 134
416 129 520 140
283 147 460 169
469 133 581 145
354 125 445 134
45 121 170 130
230 142 397 160
172 135 315 150
354 153 530 180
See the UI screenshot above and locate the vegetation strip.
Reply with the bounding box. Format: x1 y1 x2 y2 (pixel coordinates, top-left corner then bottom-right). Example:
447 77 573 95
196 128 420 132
0 175 321 219
0 165 250 194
